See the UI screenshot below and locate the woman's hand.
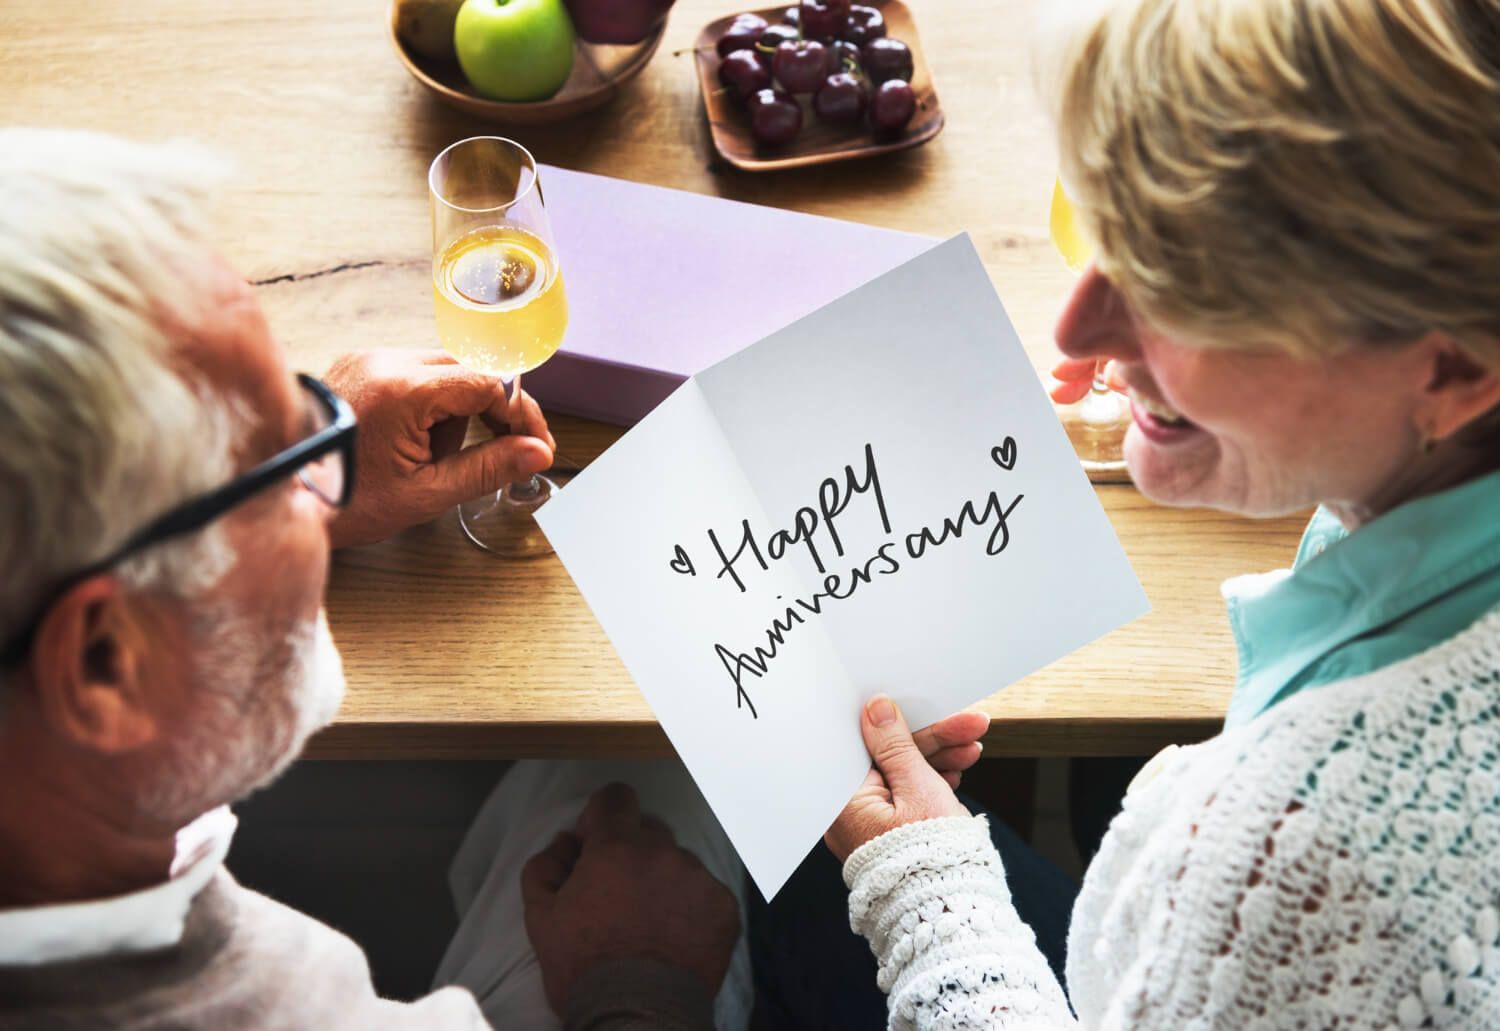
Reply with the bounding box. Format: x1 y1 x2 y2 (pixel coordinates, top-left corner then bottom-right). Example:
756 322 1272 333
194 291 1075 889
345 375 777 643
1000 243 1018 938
912 708 990 790
826 696 985 863
1049 357 1126 405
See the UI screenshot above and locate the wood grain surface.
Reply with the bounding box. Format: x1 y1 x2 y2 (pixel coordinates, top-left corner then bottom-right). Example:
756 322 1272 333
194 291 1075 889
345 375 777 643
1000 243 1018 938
0 0 1307 757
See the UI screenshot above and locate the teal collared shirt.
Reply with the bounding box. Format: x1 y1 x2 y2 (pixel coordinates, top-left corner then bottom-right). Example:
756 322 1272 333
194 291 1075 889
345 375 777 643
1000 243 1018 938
1222 468 1500 729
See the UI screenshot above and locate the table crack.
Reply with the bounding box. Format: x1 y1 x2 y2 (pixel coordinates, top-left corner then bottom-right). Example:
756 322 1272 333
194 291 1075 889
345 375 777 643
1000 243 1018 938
251 259 386 287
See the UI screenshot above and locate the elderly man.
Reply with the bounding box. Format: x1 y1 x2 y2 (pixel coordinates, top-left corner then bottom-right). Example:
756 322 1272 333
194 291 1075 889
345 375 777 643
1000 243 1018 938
0 129 748 1028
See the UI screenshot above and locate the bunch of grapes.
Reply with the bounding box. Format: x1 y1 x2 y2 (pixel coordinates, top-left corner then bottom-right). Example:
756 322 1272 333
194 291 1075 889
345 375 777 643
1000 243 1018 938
715 1 918 148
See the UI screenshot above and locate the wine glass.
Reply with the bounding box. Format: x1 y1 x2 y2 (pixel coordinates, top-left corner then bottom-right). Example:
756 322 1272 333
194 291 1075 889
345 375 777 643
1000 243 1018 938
429 136 567 558
1049 177 1129 472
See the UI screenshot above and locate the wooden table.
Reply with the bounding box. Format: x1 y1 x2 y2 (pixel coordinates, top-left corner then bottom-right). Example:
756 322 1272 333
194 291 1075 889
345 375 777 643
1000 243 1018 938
0 0 1307 757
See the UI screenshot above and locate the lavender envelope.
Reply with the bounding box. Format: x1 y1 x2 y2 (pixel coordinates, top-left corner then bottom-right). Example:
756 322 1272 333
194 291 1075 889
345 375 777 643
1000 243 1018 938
522 166 938 425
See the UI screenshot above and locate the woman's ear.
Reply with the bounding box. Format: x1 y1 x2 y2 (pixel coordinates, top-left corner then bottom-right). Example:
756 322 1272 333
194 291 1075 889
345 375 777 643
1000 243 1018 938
29 575 161 754
1414 332 1500 443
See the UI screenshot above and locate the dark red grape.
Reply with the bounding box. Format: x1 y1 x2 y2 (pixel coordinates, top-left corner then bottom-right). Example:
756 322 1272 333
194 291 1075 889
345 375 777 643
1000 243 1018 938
829 39 861 73
773 39 829 94
799 0 847 41
869 78 915 132
747 88 803 146
842 5 886 44
716 14 768 58
719 49 772 102
759 23 800 49
813 71 867 124
860 37 911 84
782 5 799 25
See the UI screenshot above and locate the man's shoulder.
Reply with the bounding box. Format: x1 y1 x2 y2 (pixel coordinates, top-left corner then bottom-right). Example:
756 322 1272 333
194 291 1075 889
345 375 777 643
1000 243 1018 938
201 872 490 1029
0 871 488 1031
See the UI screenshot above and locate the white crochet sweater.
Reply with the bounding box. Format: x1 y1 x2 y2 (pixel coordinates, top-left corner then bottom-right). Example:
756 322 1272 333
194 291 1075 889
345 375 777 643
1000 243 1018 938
845 608 1500 1029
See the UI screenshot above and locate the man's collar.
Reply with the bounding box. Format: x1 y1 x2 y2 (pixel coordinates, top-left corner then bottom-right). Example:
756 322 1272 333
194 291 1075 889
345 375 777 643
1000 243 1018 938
0 806 236 966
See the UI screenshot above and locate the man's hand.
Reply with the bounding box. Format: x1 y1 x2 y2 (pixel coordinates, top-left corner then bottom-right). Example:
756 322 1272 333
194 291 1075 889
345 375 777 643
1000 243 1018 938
322 349 556 548
520 783 741 1017
825 696 979 863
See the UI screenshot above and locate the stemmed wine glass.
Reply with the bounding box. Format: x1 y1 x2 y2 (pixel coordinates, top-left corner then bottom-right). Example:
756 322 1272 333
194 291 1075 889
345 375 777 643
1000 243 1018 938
429 136 567 558
1049 177 1129 471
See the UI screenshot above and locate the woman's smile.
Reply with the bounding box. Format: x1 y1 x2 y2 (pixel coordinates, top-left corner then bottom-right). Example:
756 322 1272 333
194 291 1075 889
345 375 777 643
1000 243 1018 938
1127 387 1197 444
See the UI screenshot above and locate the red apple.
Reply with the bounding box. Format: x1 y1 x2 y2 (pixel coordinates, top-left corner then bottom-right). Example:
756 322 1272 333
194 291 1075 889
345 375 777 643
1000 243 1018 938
563 0 674 44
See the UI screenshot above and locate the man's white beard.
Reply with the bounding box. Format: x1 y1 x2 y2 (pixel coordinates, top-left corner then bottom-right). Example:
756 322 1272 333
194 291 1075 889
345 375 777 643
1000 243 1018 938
281 609 347 758
139 608 348 827
248 608 347 791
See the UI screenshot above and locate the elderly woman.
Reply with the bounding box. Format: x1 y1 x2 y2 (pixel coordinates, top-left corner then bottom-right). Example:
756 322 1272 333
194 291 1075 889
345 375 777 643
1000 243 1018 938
764 0 1500 1027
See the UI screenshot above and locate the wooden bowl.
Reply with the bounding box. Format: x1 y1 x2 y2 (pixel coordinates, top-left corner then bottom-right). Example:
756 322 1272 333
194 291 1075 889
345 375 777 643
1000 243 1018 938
693 0 944 171
388 4 666 124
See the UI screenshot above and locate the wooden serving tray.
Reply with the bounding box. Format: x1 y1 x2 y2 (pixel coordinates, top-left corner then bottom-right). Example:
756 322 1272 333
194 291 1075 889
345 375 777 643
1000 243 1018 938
692 0 944 171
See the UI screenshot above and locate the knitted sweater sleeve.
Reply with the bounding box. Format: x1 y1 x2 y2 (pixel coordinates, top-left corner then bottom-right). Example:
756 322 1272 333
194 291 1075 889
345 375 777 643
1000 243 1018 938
843 815 1076 1030
846 610 1500 1030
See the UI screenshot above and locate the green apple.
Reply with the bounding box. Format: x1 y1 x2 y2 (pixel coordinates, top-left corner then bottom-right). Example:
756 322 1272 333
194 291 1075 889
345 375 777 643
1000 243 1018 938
454 0 576 102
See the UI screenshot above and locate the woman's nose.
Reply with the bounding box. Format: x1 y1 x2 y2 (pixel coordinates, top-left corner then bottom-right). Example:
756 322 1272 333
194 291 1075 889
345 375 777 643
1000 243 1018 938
1055 264 1141 363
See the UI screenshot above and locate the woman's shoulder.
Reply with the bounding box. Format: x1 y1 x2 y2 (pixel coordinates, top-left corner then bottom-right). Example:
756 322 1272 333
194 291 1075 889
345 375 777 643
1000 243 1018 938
1106 603 1500 880
1172 602 1500 802
1230 603 1500 814
1070 605 1500 1028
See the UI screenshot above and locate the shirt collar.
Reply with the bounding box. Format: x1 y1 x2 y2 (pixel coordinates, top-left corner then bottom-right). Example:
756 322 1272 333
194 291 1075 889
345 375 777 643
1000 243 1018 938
0 806 237 966
1222 468 1500 727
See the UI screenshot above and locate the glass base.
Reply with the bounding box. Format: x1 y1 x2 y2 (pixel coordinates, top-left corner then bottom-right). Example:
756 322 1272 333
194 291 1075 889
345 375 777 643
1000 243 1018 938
458 475 557 558
1060 389 1130 478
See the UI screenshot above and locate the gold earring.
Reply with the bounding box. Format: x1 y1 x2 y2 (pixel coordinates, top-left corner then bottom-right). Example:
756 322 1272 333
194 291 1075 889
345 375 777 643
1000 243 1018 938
1421 424 1439 454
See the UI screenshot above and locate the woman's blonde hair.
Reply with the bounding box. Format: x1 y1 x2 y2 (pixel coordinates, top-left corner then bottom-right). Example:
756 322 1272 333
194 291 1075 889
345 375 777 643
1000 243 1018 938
1044 0 1500 363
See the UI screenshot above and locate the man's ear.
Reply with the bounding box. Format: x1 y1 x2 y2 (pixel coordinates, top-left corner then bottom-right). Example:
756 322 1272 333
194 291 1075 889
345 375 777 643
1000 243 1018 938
1417 332 1500 442
29 575 160 754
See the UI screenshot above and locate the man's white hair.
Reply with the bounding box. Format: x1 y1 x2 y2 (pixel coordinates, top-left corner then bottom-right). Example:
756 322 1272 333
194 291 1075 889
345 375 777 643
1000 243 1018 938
0 129 242 669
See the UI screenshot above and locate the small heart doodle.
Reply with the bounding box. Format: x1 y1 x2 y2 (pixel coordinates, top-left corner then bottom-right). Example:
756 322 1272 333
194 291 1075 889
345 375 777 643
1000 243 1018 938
991 437 1018 471
669 545 697 576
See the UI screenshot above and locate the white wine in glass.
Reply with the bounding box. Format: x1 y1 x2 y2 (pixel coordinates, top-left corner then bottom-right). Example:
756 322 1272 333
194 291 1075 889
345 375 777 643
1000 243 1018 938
430 136 567 558
434 224 568 378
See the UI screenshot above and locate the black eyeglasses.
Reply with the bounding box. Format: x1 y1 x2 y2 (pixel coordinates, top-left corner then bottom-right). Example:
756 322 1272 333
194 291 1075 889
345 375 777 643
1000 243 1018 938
0 373 357 668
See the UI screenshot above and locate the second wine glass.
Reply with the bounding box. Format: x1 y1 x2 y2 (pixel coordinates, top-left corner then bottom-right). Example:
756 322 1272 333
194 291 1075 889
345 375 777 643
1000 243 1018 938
1049 177 1129 472
430 136 567 558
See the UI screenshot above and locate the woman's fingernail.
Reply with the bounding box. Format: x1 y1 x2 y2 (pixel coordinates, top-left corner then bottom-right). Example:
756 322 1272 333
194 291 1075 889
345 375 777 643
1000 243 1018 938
867 696 896 726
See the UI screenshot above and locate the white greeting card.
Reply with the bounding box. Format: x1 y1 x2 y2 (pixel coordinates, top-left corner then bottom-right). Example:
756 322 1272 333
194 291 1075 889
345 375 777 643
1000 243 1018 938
536 234 1149 897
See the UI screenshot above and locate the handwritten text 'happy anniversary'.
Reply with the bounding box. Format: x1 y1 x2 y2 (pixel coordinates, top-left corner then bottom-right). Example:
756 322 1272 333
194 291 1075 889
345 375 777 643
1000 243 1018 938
668 440 1023 718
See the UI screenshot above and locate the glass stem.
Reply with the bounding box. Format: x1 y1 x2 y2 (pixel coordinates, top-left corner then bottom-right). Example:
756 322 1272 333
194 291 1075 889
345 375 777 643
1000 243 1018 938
1091 359 1110 395
505 371 542 499
1080 359 1126 427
